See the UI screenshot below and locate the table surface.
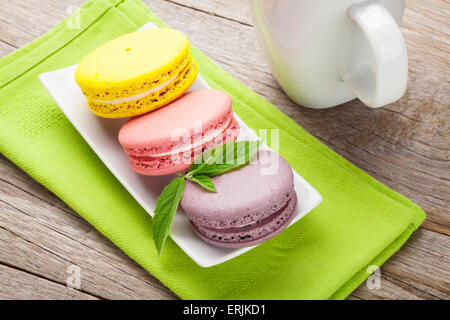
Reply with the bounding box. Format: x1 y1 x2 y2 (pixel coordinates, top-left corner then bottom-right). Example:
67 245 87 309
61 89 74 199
0 0 448 300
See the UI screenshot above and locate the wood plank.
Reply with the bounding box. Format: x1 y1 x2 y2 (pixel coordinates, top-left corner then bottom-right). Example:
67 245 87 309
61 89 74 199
343 228 450 300
0 40 16 58
380 228 450 299
0 0 85 48
0 263 98 300
350 275 436 300
162 0 252 25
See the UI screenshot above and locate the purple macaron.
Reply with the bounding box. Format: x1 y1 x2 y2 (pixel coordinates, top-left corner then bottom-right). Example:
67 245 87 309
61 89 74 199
180 150 297 248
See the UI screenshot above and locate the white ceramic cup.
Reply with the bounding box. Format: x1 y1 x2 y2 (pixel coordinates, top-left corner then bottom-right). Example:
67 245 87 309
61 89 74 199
249 0 408 108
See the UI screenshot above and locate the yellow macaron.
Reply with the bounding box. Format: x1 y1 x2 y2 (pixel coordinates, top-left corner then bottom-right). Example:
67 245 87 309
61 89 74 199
75 28 198 118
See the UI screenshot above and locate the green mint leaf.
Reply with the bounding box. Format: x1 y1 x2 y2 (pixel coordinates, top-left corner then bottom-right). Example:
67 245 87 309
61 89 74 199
188 140 260 177
187 146 217 174
152 177 186 255
186 175 217 192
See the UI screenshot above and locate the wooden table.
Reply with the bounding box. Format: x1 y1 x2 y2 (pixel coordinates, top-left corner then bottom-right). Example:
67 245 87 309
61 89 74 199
0 0 448 300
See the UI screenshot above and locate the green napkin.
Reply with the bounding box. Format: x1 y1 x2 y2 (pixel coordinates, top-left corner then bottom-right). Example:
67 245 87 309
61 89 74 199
0 0 425 299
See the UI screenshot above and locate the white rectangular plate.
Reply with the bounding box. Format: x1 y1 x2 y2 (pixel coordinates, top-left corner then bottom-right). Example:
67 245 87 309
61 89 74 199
38 23 322 267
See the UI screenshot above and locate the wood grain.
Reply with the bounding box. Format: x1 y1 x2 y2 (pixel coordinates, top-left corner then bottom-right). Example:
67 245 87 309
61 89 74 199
0 41 15 57
0 264 97 300
0 0 448 300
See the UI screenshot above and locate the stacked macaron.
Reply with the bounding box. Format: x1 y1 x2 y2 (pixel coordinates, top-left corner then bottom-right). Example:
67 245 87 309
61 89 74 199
75 28 198 118
118 90 240 176
181 150 297 248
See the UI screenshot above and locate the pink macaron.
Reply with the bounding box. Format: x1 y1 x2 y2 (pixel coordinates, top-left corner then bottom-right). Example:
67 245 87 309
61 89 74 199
118 90 240 176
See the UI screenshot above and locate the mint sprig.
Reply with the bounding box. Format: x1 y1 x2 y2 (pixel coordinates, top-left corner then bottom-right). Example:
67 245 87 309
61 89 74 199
187 140 260 178
152 140 260 255
152 177 186 254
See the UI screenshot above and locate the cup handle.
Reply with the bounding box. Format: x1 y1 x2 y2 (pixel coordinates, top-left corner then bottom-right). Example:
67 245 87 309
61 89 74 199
343 0 408 108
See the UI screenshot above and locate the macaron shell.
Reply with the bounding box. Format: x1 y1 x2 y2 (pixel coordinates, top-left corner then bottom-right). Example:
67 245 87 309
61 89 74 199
75 28 189 90
191 193 297 248
75 28 198 118
86 59 198 118
128 116 240 176
119 90 233 153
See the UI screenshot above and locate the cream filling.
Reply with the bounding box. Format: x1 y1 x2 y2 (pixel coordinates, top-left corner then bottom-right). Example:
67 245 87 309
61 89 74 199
150 118 232 157
93 74 179 105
